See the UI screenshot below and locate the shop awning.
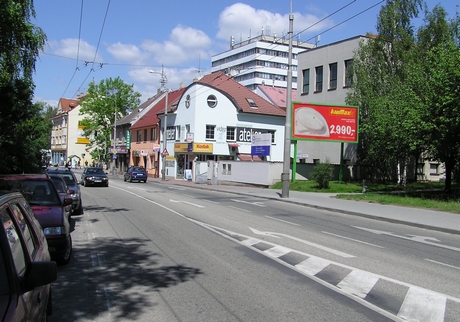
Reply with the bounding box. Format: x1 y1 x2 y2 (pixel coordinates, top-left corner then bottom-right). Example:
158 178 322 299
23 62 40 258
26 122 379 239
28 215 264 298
228 143 240 148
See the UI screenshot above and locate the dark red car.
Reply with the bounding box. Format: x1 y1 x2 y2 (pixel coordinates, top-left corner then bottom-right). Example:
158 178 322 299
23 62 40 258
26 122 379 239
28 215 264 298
0 174 73 264
0 191 57 321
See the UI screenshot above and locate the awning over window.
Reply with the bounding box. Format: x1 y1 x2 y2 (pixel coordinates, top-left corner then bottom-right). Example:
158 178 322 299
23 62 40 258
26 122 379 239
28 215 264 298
228 143 239 148
237 154 262 161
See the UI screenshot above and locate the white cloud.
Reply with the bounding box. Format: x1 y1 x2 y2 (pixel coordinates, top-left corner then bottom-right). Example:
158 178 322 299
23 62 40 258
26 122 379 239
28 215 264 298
216 3 332 43
49 38 103 62
141 25 212 65
107 42 149 64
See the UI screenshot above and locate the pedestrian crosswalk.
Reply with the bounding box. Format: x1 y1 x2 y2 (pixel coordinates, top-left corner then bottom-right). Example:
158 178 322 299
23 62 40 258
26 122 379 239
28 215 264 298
200 222 460 322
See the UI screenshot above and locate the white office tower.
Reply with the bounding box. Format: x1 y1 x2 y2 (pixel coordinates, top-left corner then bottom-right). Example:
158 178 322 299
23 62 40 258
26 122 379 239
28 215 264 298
211 30 315 90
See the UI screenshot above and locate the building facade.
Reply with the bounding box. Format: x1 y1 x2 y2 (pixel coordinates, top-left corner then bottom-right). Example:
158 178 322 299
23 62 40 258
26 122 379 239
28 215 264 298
211 33 314 91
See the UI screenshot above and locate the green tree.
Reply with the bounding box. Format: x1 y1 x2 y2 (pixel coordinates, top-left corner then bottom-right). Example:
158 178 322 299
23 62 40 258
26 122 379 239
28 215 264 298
347 0 428 184
0 1 47 173
415 5 460 191
79 77 141 163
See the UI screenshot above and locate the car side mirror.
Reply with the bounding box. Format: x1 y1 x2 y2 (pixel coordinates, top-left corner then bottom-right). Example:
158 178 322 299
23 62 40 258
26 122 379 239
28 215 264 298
63 197 73 206
23 261 57 292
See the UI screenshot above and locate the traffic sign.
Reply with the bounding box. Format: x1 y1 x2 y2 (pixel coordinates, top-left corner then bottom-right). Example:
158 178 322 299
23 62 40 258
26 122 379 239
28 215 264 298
113 149 117 154
162 148 169 156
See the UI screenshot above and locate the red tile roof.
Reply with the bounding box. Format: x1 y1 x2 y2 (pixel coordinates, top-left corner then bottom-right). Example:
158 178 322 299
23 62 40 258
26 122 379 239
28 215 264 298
59 98 78 112
256 85 296 109
130 88 186 130
195 71 285 116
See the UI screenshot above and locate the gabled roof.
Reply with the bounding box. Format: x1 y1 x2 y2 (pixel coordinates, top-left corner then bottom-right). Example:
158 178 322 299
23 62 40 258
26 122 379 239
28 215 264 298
55 98 78 116
130 88 186 130
194 71 285 117
255 85 296 110
117 91 164 126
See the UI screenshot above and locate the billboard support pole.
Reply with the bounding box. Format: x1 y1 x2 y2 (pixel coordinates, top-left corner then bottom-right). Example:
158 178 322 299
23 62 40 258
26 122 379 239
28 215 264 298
339 142 344 182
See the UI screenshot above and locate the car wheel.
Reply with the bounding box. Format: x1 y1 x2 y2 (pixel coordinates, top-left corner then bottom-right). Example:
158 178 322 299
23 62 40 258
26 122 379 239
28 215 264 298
124 176 127 182
129 177 133 183
143 180 147 183
46 288 52 317
59 235 72 265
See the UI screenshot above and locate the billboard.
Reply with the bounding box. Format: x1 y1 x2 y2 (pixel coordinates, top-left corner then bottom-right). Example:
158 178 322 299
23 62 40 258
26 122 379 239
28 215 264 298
292 102 359 143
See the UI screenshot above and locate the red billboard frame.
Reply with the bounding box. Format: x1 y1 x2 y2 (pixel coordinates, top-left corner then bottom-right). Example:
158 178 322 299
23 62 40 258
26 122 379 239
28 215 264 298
291 102 359 143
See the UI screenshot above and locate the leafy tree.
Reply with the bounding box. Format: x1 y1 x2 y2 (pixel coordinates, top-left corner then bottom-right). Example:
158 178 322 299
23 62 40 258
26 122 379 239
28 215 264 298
415 5 460 191
0 1 47 173
79 77 141 163
347 0 428 184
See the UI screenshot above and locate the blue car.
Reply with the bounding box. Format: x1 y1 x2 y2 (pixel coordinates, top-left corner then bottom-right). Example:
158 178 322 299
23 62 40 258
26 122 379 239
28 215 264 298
124 166 148 183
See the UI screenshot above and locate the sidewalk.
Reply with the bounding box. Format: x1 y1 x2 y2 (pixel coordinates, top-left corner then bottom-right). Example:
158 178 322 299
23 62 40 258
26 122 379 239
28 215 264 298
74 168 460 235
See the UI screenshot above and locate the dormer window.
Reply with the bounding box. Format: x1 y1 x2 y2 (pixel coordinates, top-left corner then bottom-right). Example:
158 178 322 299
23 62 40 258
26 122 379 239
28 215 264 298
247 98 258 108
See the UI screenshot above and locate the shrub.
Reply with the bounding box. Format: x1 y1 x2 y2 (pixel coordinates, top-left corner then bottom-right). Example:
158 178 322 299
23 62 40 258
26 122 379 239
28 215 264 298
310 161 334 189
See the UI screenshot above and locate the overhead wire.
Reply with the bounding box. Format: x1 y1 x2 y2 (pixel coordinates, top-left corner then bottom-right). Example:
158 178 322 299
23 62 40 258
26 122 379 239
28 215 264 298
59 0 85 99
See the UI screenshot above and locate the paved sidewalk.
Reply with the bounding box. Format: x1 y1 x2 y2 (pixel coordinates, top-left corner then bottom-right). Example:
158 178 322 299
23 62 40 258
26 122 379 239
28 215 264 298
72 167 460 235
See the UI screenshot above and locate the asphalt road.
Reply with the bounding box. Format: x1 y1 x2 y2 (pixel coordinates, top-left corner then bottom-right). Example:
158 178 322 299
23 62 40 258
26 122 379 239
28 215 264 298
48 176 460 321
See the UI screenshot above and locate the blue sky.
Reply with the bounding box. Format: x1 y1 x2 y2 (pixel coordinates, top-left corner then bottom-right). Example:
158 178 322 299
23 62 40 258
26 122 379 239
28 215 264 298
32 0 458 107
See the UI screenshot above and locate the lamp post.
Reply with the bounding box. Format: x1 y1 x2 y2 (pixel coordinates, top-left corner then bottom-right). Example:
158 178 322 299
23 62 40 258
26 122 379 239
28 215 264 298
149 66 168 180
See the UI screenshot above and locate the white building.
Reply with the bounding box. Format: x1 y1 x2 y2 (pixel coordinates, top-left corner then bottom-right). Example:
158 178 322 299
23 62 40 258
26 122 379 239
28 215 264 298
159 71 286 180
211 33 315 90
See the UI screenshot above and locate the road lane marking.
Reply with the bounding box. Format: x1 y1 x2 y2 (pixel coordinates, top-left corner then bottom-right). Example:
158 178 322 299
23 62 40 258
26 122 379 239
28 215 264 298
352 226 460 252
322 231 384 248
228 205 251 212
337 270 381 298
425 258 460 270
265 216 300 226
398 287 447 322
170 199 205 208
231 199 266 207
250 228 355 258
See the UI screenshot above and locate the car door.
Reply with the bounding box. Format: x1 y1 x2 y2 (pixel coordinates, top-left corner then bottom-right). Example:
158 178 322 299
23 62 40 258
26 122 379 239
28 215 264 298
0 202 47 321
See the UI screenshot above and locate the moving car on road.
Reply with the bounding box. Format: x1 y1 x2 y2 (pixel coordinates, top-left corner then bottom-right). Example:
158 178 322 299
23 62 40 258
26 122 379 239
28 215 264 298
0 191 57 321
0 174 73 264
80 167 109 187
124 166 148 183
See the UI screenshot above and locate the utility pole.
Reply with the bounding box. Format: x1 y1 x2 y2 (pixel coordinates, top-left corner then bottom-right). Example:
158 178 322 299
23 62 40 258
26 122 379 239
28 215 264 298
281 0 294 198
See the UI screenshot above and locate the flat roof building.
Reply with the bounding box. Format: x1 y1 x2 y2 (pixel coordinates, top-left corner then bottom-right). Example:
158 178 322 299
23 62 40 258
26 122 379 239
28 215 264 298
211 32 315 91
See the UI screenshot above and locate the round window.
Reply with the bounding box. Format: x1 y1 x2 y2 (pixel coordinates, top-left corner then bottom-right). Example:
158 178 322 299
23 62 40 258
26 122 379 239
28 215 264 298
207 95 217 108
185 94 191 108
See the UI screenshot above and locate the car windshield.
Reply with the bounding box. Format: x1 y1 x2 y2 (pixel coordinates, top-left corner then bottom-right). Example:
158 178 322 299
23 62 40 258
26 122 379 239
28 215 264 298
133 167 145 172
61 173 76 186
0 180 60 206
88 168 105 174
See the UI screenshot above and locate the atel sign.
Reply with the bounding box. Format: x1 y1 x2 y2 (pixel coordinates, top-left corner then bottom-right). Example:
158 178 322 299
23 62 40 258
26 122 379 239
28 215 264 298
291 102 359 143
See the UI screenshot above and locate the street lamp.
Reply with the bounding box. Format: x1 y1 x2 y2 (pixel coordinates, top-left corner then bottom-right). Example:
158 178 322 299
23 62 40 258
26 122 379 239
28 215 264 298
149 66 168 180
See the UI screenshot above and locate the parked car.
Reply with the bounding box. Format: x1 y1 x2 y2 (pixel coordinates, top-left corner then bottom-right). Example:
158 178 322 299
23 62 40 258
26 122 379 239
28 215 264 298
0 174 73 264
48 173 73 214
45 168 83 215
80 167 109 187
0 191 57 321
124 166 148 183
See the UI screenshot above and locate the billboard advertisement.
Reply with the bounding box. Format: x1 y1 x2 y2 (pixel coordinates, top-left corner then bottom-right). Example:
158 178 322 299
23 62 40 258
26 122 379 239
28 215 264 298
292 102 359 143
